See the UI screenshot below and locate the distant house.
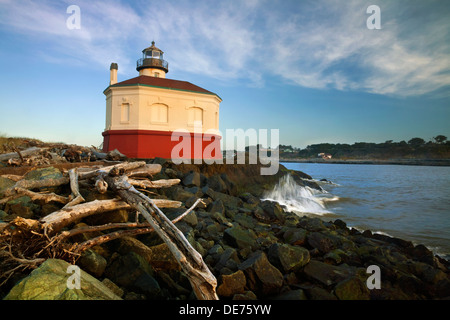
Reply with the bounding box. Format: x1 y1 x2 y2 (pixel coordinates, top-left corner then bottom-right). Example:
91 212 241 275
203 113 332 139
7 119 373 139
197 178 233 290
280 147 294 153
318 153 332 159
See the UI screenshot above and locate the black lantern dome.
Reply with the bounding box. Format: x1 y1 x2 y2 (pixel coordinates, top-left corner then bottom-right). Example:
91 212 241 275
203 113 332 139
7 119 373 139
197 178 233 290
136 41 169 74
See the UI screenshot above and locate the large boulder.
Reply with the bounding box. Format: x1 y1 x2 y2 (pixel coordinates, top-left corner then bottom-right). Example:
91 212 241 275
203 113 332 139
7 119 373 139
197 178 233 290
104 252 156 289
298 217 327 232
182 171 201 187
214 248 241 274
283 228 307 246
204 189 243 210
208 199 225 215
24 166 63 181
303 260 354 286
268 243 310 273
307 231 341 254
78 249 107 278
206 174 228 193
238 251 283 296
257 200 285 223
0 176 15 196
5 196 39 219
115 237 179 270
224 226 258 250
4 259 121 300
239 192 260 205
217 270 247 297
333 277 370 300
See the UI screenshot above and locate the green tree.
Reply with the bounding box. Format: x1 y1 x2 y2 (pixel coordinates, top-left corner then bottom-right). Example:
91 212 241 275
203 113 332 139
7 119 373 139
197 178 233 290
433 135 447 144
408 137 425 147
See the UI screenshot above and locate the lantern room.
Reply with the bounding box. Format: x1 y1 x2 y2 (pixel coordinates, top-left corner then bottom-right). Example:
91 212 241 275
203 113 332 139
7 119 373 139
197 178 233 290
136 41 169 78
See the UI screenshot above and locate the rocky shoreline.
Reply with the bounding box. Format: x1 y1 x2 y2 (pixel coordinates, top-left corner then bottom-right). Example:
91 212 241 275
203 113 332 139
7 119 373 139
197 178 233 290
1 160 449 300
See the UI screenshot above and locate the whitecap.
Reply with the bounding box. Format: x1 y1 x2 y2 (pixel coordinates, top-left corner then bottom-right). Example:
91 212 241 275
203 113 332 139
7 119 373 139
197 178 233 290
262 174 335 216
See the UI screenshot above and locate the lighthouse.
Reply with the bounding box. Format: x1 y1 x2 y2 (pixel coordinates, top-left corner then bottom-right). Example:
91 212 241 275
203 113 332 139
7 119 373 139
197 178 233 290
102 42 222 160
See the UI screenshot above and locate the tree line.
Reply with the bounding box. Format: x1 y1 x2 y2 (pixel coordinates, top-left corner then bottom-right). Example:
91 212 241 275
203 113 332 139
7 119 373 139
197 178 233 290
280 135 450 160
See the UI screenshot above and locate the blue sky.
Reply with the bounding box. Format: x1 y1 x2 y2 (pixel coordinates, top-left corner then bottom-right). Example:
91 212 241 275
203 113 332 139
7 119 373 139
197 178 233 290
0 0 449 149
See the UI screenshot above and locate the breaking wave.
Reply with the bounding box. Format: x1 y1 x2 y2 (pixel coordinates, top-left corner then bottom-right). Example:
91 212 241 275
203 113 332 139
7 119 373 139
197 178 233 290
262 174 337 216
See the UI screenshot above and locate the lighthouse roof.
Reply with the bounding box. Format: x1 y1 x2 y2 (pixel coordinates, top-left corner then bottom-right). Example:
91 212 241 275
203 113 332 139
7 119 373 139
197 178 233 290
142 41 164 54
108 75 221 100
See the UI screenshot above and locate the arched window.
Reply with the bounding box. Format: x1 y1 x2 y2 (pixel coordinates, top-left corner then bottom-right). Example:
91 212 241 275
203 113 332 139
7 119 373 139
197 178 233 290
188 107 203 126
121 103 130 123
150 103 168 124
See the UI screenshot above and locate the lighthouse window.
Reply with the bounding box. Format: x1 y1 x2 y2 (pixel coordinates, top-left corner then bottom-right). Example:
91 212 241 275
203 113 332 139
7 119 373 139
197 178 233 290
188 107 203 126
150 104 168 124
121 103 130 123
152 51 160 58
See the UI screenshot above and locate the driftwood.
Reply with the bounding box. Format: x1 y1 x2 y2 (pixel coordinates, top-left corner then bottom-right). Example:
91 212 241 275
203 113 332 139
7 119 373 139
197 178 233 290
104 173 218 300
0 161 218 300
128 178 181 189
0 187 69 205
71 198 203 254
40 198 182 234
0 147 46 162
64 168 85 208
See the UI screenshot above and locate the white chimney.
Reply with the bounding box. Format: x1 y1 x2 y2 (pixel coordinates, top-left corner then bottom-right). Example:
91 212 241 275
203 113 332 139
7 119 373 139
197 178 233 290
110 63 118 85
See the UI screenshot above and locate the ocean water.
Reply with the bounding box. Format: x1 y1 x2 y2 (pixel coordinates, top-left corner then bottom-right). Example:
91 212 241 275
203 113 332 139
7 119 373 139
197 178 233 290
268 162 450 260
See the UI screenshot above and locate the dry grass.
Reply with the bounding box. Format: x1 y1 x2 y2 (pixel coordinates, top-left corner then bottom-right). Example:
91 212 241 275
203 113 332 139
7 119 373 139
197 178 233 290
0 134 44 153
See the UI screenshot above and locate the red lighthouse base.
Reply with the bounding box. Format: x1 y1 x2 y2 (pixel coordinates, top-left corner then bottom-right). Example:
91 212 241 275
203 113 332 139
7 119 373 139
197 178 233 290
102 129 222 160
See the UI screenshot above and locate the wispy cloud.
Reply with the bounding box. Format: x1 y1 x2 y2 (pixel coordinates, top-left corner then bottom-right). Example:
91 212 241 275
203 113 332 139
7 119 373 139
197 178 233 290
0 0 449 96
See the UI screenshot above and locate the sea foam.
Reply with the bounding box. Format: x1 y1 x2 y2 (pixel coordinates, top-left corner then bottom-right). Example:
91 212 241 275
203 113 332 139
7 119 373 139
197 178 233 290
262 174 336 216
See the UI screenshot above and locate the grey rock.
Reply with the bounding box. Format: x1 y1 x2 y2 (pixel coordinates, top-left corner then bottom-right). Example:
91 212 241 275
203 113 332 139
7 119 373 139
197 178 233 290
208 199 225 215
238 251 283 296
78 249 107 278
307 231 340 254
224 226 258 250
182 171 201 187
334 277 370 300
283 228 307 245
104 252 154 288
217 270 246 297
268 243 310 272
303 260 354 286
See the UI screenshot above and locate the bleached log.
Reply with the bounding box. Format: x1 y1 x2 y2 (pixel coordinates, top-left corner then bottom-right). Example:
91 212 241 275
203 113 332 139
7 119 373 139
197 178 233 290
0 147 47 162
128 178 180 189
0 174 24 182
40 199 131 234
40 198 183 234
14 176 70 190
63 169 85 208
77 161 147 180
126 164 163 178
0 187 69 205
10 188 68 204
